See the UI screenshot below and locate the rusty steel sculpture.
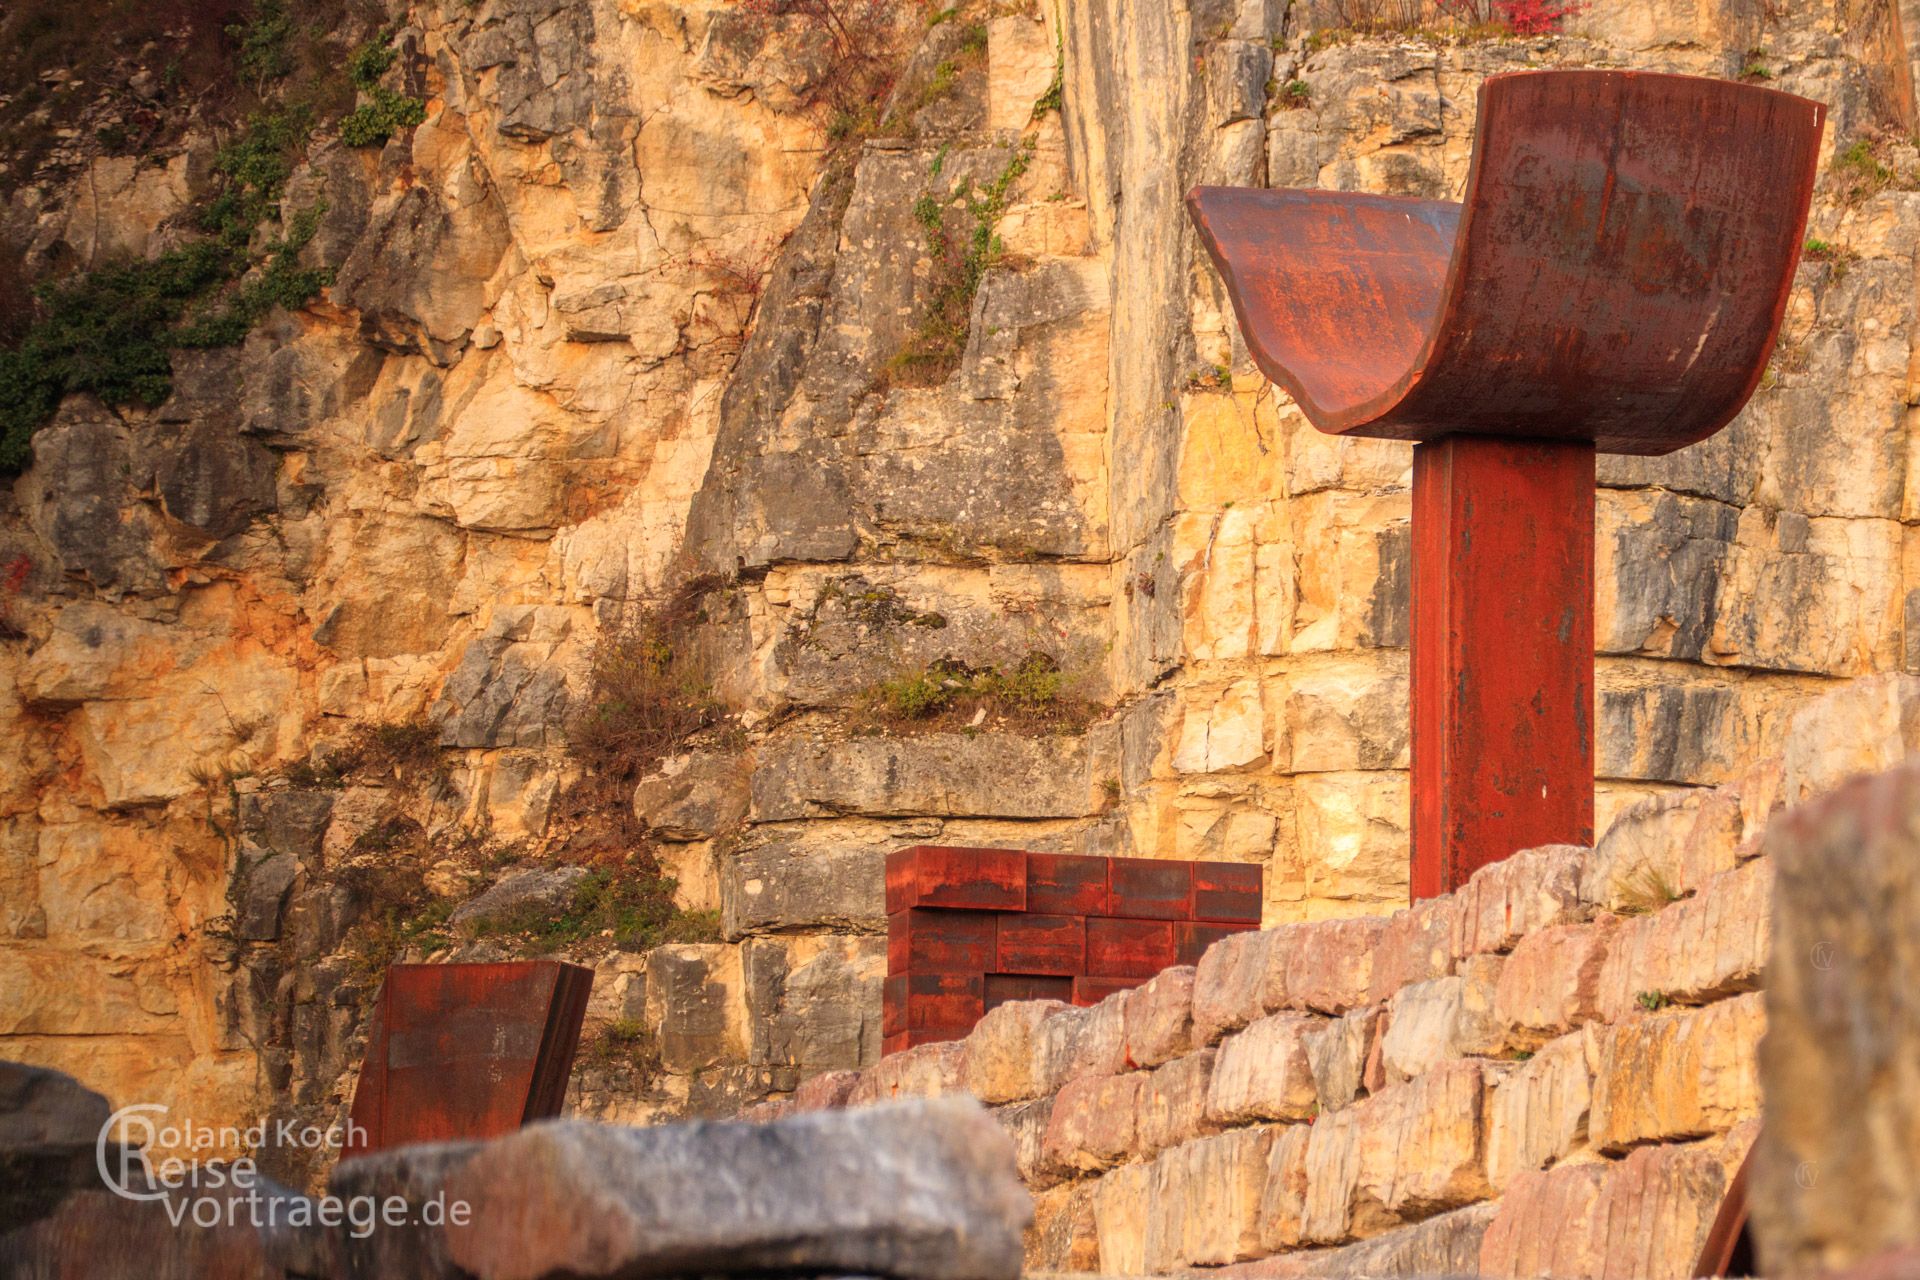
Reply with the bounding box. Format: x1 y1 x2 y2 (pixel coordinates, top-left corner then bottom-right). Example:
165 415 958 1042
1189 70 1825 898
343 960 593 1157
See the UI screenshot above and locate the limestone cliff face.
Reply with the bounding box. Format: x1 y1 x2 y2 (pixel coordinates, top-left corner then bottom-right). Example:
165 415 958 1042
1 0 1916 1159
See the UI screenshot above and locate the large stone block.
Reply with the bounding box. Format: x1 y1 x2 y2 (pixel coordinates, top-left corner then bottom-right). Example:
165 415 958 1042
1780 675 1920 806
1484 1030 1594 1191
1481 1128 1748 1279
1144 1127 1278 1269
1091 1160 1153 1275
751 733 1096 820
1596 859 1771 1023
721 842 886 940
1282 915 1388 1014
1755 761 1920 1274
743 936 886 1078
1300 1059 1492 1244
1192 927 1285 1045
1454 844 1588 956
644 943 747 1073
1040 1071 1144 1174
964 999 1067 1104
1492 917 1617 1051
1368 893 1459 1003
1379 976 1466 1085
1582 785 1745 912
1137 1049 1219 1156
439 1099 1030 1280
1590 994 1763 1153
847 1040 968 1107
1303 1005 1380 1115
1034 993 1129 1094
1124 965 1197 1068
1208 1012 1320 1124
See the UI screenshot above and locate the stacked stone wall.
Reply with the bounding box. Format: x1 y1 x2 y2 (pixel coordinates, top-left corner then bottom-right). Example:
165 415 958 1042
768 677 1920 1278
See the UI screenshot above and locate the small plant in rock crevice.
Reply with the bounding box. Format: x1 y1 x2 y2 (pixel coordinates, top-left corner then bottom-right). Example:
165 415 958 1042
860 651 1100 732
1613 861 1681 916
887 138 1035 387
567 582 725 787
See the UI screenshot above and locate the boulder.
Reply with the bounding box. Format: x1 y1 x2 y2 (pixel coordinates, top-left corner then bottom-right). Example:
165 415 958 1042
441 1099 1029 1280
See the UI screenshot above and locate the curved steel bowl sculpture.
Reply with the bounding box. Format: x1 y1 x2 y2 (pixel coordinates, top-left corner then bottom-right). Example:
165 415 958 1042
1188 70 1825 455
1186 70 1826 898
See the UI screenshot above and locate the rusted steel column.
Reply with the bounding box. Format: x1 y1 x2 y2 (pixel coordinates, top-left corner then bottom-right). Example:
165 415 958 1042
1186 70 1825 903
1411 436 1594 898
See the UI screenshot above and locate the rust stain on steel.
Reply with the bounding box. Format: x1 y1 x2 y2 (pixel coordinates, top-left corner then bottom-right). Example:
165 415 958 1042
1187 70 1825 455
344 960 593 1157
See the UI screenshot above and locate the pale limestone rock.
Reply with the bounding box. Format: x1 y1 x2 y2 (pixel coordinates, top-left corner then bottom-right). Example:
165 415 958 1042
1590 994 1764 1153
1034 994 1129 1095
1453 952 1507 1057
1192 926 1285 1046
1256 1121 1314 1253
751 733 1096 819
1304 1005 1380 1115
1123 965 1195 1068
1368 892 1459 1003
1491 917 1618 1051
1301 1059 1492 1244
847 1040 968 1107
1484 1030 1594 1191
1481 1128 1751 1279
643 944 748 1073
633 751 749 841
1780 673 1920 805
1040 1071 1143 1175
1137 1048 1218 1157
1285 773 1410 910
1026 1179 1098 1272
1091 1159 1152 1275
1144 1126 1277 1269
987 11 1058 131
1755 761 1920 1274
1596 859 1771 1023
1171 679 1268 773
992 1096 1053 1188
1454 843 1589 956
1380 976 1466 1085
963 999 1067 1105
1275 660 1409 772
1582 785 1746 911
1208 1011 1319 1124
1283 915 1388 1014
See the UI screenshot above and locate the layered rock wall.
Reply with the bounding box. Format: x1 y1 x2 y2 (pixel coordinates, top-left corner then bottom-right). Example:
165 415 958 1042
3 0 1920 1151
779 677 1920 1277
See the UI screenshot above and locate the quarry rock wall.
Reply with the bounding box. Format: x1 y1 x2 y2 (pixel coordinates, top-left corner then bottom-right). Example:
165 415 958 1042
779 676 1920 1278
2 0 1919 1157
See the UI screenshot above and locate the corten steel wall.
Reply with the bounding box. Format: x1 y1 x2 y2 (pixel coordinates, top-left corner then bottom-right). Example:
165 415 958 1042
884 846 1261 1052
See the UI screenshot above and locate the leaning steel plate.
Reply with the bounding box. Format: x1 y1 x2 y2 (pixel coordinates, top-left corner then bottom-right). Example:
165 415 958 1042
344 960 593 1157
1188 70 1825 455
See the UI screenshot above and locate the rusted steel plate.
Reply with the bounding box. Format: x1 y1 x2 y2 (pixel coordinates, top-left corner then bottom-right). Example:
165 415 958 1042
344 960 593 1157
1691 1144 1754 1277
1188 70 1824 455
1411 436 1595 897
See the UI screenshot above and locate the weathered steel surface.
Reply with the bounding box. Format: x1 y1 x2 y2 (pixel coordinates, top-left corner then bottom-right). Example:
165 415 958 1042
1411 436 1595 898
1188 71 1825 455
344 960 593 1157
1692 1145 1755 1277
1189 69 1823 897
882 850 1262 1052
